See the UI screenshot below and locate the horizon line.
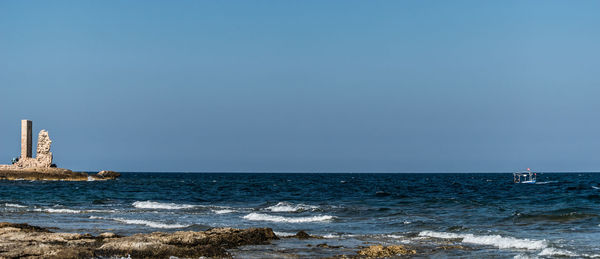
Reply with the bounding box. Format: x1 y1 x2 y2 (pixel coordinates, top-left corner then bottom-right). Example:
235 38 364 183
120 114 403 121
74 170 600 174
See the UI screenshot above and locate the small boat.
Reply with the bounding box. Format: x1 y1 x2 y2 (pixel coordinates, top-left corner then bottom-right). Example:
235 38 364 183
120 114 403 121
513 168 537 184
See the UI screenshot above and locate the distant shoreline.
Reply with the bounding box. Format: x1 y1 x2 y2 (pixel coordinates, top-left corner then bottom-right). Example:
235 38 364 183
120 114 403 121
0 168 120 181
82 171 600 174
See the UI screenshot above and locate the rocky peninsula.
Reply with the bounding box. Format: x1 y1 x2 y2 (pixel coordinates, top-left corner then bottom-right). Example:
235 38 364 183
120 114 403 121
0 120 119 181
0 167 120 181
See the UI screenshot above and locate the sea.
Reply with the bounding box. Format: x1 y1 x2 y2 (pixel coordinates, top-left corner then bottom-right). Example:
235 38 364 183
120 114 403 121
1 173 599 258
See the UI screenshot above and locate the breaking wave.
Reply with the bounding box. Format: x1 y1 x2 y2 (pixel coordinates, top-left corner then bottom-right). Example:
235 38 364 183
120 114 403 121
34 208 116 214
538 247 578 257
265 202 319 212
243 212 334 223
4 203 27 208
90 216 189 229
273 231 296 237
42 208 82 213
212 209 235 214
132 201 197 210
323 233 359 239
418 231 546 250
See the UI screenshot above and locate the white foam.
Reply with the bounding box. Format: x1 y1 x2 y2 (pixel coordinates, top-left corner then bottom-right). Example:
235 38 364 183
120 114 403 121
35 208 115 213
322 233 358 239
132 201 197 210
386 234 405 239
243 212 334 223
86 209 117 213
418 231 547 250
4 203 26 208
323 233 341 238
90 216 189 229
212 209 235 214
273 231 296 237
87 176 95 181
265 202 319 212
592 186 600 190
38 208 82 213
538 247 577 257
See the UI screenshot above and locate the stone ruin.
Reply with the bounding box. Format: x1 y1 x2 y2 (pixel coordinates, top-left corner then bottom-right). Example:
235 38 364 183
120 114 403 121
12 120 54 168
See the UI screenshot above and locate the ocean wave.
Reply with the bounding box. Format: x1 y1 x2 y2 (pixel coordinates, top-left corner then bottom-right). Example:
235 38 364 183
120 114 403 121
46 208 82 213
538 247 600 258
90 216 189 229
35 208 82 213
322 233 358 238
385 234 405 239
538 247 578 257
132 201 197 210
4 203 27 208
212 209 235 214
511 210 597 223
265 202 319 212
242 212 334 223
274 231 296 237
418 231 547 250
34 208 117 214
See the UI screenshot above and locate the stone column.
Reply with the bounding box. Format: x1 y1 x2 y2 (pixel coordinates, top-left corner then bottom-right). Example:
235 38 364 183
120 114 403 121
21 120 32 158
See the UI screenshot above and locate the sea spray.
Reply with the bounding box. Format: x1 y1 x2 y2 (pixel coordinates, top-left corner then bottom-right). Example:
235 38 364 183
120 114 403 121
265 202 319 212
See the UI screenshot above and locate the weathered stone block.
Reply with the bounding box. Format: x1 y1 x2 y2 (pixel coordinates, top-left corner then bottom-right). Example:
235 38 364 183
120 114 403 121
20 120 32 158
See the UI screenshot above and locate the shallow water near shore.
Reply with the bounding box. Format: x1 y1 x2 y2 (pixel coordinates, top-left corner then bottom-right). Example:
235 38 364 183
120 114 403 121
1 173 599 258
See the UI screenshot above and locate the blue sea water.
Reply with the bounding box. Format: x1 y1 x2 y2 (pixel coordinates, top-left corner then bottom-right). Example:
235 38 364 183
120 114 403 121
1 173 599 258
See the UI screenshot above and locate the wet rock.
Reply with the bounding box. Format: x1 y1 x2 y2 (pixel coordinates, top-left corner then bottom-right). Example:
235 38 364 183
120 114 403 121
295 230 311 239
0 222 277 259
437 245 467 250
317 243 342 248
287 230 323 239
356 245 416 258
95 170 121 179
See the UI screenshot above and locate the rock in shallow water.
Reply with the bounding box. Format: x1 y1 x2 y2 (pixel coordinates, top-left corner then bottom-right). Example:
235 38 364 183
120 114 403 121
0 222 277 259
287 230 324 239
356 245 416 258
95 170 121 179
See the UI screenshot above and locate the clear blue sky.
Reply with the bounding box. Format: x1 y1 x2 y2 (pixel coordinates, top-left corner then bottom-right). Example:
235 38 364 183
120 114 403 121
1 1 599 172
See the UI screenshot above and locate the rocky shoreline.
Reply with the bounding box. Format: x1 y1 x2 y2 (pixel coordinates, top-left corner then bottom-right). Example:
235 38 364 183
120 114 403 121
0 167 120 181
0 222 277 258
0 223 421 259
